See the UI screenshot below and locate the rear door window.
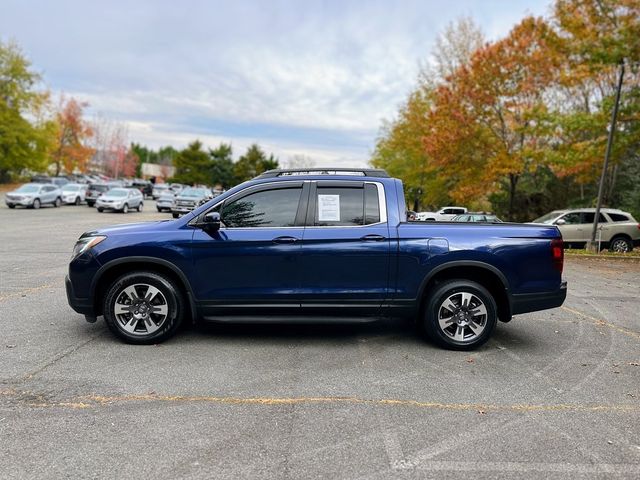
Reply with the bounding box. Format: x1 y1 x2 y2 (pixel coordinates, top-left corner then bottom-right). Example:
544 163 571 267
581 212 607 223
314 186 364 226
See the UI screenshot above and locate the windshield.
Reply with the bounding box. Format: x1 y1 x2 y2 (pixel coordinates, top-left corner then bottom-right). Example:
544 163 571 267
532 211 564 224
107 188 128 197
62 185 81 192
181 188 207 197
16 184 40 193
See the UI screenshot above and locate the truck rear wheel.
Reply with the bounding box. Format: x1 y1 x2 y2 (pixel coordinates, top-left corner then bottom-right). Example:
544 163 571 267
422 280 497 350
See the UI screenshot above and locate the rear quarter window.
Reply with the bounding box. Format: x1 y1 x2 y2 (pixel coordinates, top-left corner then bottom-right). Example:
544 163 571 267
608 213 630 222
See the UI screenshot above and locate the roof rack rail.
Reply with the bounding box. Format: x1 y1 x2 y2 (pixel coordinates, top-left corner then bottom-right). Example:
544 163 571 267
256 168 390 179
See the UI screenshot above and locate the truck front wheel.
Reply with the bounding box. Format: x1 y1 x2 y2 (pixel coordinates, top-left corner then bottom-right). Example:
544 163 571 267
103 271 184 344
422 280 497 350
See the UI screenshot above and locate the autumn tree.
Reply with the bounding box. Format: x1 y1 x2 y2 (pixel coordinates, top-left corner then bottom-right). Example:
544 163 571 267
549 0 640 208
234 144 278 183
50 96 94 175
424 17 563 220
0 41 55 181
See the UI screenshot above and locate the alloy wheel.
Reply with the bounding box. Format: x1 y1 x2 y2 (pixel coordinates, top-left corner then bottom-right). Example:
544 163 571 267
611 238 630 253
113 283 169 336
437 291 488 343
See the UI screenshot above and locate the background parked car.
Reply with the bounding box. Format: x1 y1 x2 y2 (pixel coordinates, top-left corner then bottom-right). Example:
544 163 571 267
532 208 640 252
131 179 153 198
452 213 503 223
417 206 467 221
85 183 109 207
5 183 62 209
171 187 211 218
152 184 170 199
156 191 175 212
60 183 87 205
96 188 144 213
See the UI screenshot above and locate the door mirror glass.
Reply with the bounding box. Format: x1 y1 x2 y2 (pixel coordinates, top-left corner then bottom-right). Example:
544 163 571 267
555 218 566 225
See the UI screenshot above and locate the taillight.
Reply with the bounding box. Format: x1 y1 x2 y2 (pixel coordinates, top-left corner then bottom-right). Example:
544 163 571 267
551 238 564 274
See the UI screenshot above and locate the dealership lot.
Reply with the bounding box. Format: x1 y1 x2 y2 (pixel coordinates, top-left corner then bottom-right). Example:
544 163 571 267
1 201 639 479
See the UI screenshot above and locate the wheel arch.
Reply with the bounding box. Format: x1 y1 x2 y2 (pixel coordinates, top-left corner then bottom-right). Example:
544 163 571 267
91 257 197 323
418 261 512 323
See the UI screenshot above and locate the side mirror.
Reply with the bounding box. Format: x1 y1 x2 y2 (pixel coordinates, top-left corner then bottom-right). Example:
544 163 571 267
555 219 566 226
202 211 221 231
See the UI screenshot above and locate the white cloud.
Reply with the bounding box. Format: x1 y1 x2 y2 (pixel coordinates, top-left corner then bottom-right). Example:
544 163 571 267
1 0 551 165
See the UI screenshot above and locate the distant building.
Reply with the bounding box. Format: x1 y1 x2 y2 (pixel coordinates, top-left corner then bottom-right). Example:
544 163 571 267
141 162 175 181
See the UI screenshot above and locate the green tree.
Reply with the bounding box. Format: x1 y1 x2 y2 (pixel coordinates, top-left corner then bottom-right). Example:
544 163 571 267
234 144 278 183
172 140 213 185
209 143 235 188
0 41 55 182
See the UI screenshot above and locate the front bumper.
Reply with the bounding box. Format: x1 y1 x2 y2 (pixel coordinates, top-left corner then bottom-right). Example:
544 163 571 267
96 201 124 210
5 197 34 206
511 281 568 315
172 206 194 214
65 275 95 315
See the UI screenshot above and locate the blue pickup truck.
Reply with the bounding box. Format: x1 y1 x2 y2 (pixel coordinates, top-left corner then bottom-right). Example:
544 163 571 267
66 168 567 350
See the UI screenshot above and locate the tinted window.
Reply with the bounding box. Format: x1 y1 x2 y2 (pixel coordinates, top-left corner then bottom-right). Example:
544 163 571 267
581 213 607 223
364 184 380 224
609 213 630 222
315 187 363 226
222 187 302 228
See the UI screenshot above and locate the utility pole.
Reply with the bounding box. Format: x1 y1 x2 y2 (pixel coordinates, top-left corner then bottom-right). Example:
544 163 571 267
588 60 625 252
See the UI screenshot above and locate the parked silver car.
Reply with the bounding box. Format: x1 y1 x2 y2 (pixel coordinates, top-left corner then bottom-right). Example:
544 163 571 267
60 183 88 205
96 188 144 213
156 191 175 212
532 208 640 252
5 183 62 209
170 187 211 218
152 184 170 200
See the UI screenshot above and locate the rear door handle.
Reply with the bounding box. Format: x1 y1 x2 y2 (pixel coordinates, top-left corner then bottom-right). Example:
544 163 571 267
272 236 299 244
360 234 386 241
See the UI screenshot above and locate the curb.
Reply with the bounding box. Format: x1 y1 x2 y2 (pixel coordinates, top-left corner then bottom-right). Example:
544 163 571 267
565 253 640 263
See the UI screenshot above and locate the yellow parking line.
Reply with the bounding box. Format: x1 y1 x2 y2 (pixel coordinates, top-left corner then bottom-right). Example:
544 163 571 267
2 388 636 412
46 394 640 412
561 305 640 341
0 283 56 302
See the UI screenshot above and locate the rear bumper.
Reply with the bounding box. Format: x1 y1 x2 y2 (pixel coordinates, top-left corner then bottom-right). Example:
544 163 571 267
511 281 567 315
65 275 95 315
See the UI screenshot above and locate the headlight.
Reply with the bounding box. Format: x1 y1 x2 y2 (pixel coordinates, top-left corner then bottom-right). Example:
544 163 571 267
72 235 106 259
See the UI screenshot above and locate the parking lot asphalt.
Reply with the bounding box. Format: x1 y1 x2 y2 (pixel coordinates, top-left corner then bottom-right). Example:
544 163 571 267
0 199 639 479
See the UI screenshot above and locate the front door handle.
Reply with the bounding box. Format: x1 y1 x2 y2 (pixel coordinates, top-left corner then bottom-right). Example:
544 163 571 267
272 236 299 244
360 234 386 241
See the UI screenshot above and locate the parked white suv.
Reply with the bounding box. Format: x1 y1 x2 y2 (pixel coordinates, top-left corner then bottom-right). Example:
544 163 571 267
533 208 640 252
417 206 467 222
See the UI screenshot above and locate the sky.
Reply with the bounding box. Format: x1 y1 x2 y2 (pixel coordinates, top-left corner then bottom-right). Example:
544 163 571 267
1 0 550 167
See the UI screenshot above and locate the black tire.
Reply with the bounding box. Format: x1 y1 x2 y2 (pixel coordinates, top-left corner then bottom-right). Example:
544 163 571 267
32 198 41 209
156 207 162 212
7 204 15 209
54 197 61 208
75 196 81 206
137 202 143 212
172 212 179 218
103 271 185 344
97 207 104 212
122 203 129 214
87 201 95 207
609 236 632 253
421 280 497 350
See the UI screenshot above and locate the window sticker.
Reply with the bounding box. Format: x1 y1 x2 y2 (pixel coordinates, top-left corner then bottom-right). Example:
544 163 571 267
318 194 340 222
